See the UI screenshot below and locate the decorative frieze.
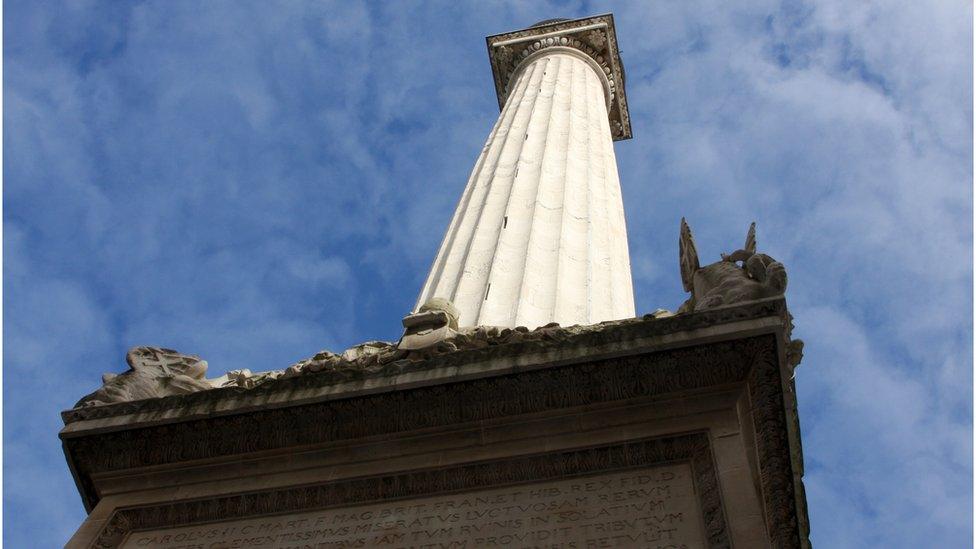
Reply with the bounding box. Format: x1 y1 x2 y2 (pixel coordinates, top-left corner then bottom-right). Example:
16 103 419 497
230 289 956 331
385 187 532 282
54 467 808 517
61 298 792 425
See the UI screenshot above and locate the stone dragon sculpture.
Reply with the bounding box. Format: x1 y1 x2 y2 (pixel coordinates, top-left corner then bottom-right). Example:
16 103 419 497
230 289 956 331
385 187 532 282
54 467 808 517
74 347 212 407
678 218 787 313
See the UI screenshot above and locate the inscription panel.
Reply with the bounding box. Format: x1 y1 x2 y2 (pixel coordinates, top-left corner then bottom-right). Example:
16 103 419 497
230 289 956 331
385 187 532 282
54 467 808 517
122 463 704 549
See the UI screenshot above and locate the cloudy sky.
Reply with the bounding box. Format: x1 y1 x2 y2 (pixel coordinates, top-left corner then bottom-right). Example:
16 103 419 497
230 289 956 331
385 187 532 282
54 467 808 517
4 0 972 546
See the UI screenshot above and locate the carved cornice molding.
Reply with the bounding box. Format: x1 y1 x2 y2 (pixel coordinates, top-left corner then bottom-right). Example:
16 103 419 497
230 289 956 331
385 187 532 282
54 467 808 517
93 433 728 548
61 298 790 425
486 14 632 141
71 331 806 547
68 338 760 473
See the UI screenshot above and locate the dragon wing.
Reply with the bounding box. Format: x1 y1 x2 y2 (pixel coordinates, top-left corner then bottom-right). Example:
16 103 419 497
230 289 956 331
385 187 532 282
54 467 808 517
744 222 756 255
679 217 700 292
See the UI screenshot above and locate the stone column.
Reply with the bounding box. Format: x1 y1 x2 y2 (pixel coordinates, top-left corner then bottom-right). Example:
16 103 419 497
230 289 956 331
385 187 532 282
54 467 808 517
416 17 634 329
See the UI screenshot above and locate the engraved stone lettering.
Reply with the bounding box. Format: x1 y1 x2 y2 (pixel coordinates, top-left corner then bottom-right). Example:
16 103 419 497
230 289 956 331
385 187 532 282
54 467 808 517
121 463 705 548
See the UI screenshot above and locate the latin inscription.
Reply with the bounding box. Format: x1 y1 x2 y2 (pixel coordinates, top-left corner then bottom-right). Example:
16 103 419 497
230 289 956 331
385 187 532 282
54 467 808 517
122 463 704 549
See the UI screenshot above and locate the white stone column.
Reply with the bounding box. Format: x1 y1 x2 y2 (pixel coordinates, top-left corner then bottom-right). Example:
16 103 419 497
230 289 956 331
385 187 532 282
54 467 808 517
416 33 635 329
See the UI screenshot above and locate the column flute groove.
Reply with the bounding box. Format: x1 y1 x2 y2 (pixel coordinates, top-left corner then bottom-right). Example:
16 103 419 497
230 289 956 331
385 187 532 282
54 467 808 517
449 61 547 323
420 61 540 306
467 58 551 325
553 55 587 324
511 55 567 327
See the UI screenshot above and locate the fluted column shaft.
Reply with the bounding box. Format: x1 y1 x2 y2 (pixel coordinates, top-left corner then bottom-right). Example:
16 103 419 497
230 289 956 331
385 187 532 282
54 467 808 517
417 50 635 328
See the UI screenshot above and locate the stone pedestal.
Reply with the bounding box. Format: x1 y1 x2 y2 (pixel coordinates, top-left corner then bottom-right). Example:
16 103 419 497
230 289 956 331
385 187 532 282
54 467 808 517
61 298 810 548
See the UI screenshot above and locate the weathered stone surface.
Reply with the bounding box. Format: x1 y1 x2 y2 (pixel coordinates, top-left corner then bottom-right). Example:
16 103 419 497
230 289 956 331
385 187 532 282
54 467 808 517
678 218 788 313
74 347 211 408
399 298 460 350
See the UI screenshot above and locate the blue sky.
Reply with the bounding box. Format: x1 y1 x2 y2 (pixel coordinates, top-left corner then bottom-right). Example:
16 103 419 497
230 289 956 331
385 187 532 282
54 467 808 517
4 1 972 546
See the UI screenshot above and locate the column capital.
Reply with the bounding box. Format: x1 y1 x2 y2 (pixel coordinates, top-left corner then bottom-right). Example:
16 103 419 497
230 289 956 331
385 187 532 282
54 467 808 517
486 14 632 141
